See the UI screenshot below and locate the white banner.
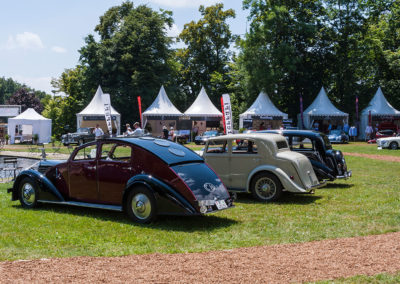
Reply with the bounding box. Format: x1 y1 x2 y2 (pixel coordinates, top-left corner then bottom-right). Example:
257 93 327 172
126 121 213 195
102 93 113 136
222 94 233 134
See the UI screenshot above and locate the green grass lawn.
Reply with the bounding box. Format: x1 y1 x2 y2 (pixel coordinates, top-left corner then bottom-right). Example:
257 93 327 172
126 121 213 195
313 271 400 283
1 155 400 261
334 142 400 157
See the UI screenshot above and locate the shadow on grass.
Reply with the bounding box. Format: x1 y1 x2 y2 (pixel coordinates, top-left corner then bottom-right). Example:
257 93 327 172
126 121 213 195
234 192 322 205
12 203 238 232
323 183 354 189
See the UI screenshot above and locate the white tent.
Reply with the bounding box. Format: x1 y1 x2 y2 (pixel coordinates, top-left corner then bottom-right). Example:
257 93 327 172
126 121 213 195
239 91 288 128
76 86 121 135
8 108 52 144
142 86 182 136
298 87 348 129
184 87 222 118
360 87 400 139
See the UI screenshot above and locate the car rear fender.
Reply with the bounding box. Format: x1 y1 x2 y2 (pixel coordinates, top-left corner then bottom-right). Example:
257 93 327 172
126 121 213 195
123 174 197 214
247 165 310 193
11 170 65 202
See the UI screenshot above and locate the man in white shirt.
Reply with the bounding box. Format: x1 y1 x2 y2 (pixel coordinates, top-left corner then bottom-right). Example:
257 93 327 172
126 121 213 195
132 122 143 136
94 124 104 139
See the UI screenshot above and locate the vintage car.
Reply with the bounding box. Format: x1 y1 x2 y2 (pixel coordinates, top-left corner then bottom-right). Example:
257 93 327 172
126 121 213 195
194 130 221 145
261 130 352 182
203 133 324 202
7 137 234 223
377 135 400 150
368 129 397 144
61 127 95 146
328 129 349 144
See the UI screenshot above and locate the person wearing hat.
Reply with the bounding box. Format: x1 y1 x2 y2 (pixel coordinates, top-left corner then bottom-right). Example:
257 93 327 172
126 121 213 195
162 125 169 139
132 122 143 136
168 126 175 141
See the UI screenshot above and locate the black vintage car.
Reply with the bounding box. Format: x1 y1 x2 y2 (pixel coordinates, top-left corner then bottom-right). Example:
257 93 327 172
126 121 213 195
260 130 352 181
61 127 95 146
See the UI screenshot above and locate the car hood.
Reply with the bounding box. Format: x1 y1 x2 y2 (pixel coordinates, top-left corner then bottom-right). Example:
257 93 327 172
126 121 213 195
377 137 398 142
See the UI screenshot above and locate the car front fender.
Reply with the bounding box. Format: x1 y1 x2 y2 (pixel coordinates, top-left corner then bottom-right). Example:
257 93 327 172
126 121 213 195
12 170 65 202
246 165 311 193
123 174 197 215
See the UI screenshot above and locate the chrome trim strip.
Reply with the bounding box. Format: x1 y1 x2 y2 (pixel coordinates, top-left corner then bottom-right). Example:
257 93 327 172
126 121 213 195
38 200 123 211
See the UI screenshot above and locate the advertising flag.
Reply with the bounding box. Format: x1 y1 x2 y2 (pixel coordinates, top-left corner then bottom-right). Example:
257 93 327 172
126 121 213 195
102 93 113 136
221 94 233 134
137 96 143 128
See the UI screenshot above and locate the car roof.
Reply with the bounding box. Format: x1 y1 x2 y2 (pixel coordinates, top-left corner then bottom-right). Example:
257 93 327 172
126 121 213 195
207 133 286 143
259 129 324 138
99 137 203 165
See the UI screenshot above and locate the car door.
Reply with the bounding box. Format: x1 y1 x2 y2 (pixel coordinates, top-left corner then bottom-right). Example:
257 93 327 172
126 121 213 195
203 139 230 186
97 142 134 205
229 139 262 190
68 143 99 202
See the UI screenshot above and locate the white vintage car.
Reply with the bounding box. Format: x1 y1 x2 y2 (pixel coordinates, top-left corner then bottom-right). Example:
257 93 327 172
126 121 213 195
203 133 325 201
377 135 400 150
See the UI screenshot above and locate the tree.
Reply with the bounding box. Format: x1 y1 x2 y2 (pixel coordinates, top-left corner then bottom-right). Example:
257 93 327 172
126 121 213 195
78 1 175 125
176 3 236 108
6 88 44 113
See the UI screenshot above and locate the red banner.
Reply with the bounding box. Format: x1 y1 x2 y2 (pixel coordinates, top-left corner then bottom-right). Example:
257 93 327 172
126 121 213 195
220 96 226 134
137 96 142 128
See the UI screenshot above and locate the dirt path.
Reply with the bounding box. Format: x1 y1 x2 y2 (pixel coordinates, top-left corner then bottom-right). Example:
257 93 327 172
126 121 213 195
1 232 400 283
343 152 400 162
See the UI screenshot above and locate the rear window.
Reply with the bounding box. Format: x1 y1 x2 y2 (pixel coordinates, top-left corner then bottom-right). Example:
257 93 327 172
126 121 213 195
276 140 289 149
206 140 227 153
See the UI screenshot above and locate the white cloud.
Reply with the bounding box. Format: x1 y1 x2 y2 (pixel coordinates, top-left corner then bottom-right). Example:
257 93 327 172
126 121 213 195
165 23 181 38
51 46 67 53
12 75 53 94
149 0 220 8
5 32 44 50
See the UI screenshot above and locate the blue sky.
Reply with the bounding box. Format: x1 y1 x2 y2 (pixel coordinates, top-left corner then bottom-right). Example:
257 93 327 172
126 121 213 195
0 0 249 94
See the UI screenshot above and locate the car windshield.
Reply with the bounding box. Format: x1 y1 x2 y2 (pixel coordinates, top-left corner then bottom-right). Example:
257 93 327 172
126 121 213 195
77 128 90 133
329 130 342 135
204 131 218 136
321 134 332 149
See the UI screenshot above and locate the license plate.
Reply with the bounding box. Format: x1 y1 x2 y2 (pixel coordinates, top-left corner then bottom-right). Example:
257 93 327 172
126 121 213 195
215 200 227 210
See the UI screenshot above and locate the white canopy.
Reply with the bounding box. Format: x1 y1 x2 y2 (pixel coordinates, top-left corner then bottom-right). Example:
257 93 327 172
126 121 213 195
8 108 52 144
360 87 400 139
142 86 182 117
299 87 348 129
76 86 121 134
184 87 222 117
239 91 288 128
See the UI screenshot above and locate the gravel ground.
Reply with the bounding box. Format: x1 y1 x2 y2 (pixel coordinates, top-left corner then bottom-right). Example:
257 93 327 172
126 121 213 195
343 152 400 162
1 232 400 283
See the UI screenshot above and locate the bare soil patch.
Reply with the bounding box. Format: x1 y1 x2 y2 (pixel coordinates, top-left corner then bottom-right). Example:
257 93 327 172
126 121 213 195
2 232 400 283
343 152 400 162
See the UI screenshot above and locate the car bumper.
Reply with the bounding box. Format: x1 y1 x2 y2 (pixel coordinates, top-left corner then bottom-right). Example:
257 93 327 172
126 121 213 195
336 169 352 179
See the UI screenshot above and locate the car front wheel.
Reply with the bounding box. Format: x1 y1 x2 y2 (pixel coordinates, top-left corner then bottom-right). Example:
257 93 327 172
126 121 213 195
18 177 39 209
390 142 399 150
251 172 282 202
125 186 157 223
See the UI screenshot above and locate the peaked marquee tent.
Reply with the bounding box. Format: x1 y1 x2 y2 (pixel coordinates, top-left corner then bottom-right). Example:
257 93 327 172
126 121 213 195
142 86 183 135
8 108 52 144
184 87 222 133
298 87 348 130
239 91 288 129
76 86 121 135
360 87 400 139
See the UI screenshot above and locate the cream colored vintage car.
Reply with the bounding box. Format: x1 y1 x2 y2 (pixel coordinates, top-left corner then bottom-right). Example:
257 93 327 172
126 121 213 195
203 133 324 201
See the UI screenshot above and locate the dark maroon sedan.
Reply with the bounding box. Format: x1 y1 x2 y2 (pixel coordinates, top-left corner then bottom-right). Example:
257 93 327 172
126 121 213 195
8 137 233 223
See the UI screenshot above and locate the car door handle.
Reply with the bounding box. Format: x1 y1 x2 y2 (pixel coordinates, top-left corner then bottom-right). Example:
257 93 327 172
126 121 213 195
123 167 132 171
87 166 96 170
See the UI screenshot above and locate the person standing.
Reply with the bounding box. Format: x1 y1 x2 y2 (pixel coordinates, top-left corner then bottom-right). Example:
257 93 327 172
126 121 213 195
349 125 357 142
94 124 104 139
365 124 373 141
132 122 143 136
162 126 169 139
168 127 175 141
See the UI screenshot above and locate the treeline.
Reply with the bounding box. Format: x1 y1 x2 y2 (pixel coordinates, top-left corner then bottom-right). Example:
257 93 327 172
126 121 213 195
7 1 400 137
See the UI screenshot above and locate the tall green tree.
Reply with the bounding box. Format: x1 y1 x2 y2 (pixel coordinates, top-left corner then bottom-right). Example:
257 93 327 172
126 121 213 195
78 1 175 124
176 3 236 108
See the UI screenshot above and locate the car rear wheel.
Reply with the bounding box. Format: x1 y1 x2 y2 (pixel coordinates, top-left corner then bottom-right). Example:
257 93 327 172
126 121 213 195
251 172 282 202
390 142 398 150
125 186 157 224
18 177 39 209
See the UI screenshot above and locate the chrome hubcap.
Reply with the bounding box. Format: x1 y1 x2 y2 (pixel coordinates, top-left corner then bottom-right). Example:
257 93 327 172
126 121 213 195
255 177 276 200
21 183 35 205
131 193 151 220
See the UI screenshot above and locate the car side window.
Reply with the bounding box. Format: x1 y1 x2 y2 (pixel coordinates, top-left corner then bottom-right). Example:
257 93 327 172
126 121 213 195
292 137 313 150
100 143 132 162
206 140 228 153
73 144 97 160
232 139 258 154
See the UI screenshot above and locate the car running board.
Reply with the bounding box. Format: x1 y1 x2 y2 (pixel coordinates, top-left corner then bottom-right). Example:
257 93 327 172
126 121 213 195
38 200 123 211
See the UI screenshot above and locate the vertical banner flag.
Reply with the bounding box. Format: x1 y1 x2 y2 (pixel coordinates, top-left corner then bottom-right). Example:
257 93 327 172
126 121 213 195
220 97 226 134
300 94 304 129
102 93 113 136
137 96 143 128
222 94 233 134
355 95 359 121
